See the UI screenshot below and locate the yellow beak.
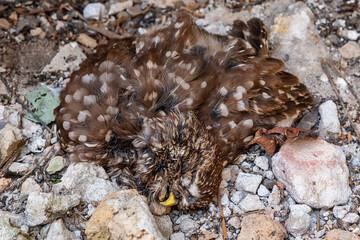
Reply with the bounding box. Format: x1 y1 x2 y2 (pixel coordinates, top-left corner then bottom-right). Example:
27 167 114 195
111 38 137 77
160 192 177 206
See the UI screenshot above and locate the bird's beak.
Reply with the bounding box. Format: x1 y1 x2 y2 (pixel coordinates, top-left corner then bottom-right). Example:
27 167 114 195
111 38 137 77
160 192 177 206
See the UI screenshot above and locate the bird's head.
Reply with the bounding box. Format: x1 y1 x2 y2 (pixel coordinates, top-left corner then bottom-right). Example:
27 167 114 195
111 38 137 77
132 110 223 211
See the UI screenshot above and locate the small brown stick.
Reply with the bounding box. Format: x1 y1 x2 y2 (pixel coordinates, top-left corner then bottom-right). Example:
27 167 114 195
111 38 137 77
321 59 360 139
3 144 56 193
0 77 53 134
316 211 320 231
217 190 228 239
180 6 204 18
87 24 132 40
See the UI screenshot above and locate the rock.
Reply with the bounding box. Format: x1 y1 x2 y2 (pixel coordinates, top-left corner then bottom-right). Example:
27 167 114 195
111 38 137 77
235 173 262 194
272 137 351 208
77 34 97 49
45 219 78 240
83 3 106 20
342 213 359 224
148 0 195 8
42 42 86 73
0 18 12 30
0 210 27 228
222 167 232 182
333 205 350 219
26 136 46 153
179 218 198 233
221 193 229 206
8 162 34 175
154 215 173 239
0 177 11 191
30 27 46 38
52 162 118 203
237 214 286 240
0 124 23 164
285 204 312 236
254 156 269 170
149 202 171 216
25 192 81 226
339 41 360 59
268 185 281 206
229 217 241 229
324 229 360 240
46 156 66 174
269 2 333 97
126 5 142 16
319 100 341 137
85 190 166 240
0 104 22 128
170 232 185 240
0 211 25 240
20 177 41 198
231 191 245 204
108 0 133 15
342 30 359 41
22 118 43 138
239 194 265 212
257 185 270 197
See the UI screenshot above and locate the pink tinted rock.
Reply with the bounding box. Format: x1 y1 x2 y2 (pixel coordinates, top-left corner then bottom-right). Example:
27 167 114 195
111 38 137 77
272 137 351 208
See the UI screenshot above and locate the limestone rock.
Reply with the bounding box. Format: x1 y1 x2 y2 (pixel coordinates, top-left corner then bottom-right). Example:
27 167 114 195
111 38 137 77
285 204 312 236
0 124 23 165
272 137 351 208
237 214 286 240
319 100 341 137
324 229 360 240
52 162 118 203
45 219 78 240
25 192 81 226
85 190 166 240
339 41 360 59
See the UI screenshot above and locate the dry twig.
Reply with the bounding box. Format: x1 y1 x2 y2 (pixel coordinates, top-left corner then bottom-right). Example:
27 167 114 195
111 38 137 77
3 144 56 193
321 59 360 139
180 6 204 18
87 24 132 40
217 190 228 239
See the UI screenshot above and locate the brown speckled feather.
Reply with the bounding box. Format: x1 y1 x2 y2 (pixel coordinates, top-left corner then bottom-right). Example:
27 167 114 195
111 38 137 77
55 13 313 211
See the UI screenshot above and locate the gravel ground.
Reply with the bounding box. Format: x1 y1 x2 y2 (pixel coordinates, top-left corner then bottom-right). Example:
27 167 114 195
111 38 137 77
0 0 359 239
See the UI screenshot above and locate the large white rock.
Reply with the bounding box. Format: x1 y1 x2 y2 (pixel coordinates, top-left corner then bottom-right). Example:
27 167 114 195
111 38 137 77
52 162 118 203
319 100 341 137
25 192 81 226
85 190 167 240
272 137 351 208
269 2 333 97
42 42 86 73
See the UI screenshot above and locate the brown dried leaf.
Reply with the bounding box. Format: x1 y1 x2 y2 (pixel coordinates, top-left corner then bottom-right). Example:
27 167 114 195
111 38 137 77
0 178 11 192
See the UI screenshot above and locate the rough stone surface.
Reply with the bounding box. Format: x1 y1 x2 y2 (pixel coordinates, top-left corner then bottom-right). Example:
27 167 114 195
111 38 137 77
108 0 133 15
239 194 265 212
268 185 281 206
235 173 262 194
0 124 23 163
339 41 360 59
20 177 41 198
285 204 312 236
237 214 286 240
319 100 341 137
52 162 118 203
42 42 86 73
179 218 198 233
257 185 270 197
269 2 333 97
85 190 166 240
25 192 81 226
342 213 359 224
254 156 269 170
46 156 66 174
8 162 34 175
170 232 185 240
333 205 350 219
154 215 173 239
0 211 25 240
45 219 78 240
324 229 360 240
83 3 106 20
272 137 351 208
